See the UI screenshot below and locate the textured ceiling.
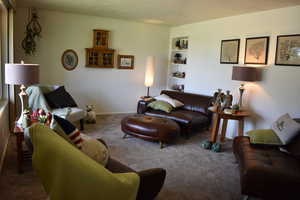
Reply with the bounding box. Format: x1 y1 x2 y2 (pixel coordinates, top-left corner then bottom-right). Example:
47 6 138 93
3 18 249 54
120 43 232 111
18 0 300 26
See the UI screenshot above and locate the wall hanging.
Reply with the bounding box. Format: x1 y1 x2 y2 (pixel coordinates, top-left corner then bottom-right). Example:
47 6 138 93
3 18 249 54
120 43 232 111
86 29 115 68
220 39 240 64
244 36 269 65
118 55 134 69
275 34 300 66
22 8 42 55
61 49 78 71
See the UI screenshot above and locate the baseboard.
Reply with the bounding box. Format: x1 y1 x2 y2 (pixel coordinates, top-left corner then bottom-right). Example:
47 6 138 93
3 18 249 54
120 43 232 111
96 111 135 116
0 136 9 174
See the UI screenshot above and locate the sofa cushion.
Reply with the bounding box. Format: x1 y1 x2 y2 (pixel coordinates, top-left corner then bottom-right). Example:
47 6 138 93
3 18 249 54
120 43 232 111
80 134 109 166
271 113 300 145
160 90 213 115
154 94 184 108
247 129 283 146
145 109 209 126
52 115 83 149
45 86 78 109
147 100 173 113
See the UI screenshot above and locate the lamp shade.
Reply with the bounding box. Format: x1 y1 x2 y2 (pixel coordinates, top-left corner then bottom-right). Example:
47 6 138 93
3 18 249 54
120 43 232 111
5 63 40 85
232 66 261 82
144 56 155 87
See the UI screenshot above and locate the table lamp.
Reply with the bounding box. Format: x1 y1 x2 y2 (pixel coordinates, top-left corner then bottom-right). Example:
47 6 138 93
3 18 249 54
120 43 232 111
144 56 155 97
232 66 261 109
5 61 40 125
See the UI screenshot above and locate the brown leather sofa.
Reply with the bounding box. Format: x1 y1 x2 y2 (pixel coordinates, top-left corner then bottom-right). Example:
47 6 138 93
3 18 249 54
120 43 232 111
233 119 300 200
137 90 213 137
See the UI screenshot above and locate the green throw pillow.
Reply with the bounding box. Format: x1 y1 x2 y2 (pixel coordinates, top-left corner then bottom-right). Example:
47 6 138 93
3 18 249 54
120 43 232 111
247 129 283 146
148 100 173 113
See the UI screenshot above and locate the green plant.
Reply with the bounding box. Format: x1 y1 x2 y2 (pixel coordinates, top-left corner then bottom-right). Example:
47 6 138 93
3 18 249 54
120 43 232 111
38 115 48 124
232 104 240 110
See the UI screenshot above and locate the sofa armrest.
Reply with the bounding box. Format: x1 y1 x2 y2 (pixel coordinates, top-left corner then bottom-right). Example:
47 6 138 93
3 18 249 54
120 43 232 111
106 158 135 173
137 100 152 114
136 168 166 200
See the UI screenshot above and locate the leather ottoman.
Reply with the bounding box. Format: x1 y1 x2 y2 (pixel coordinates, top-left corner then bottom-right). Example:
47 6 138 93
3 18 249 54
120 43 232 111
121 114 180 148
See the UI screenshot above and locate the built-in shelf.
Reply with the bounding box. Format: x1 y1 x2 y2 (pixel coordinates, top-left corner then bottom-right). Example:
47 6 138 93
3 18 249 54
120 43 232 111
168 36 189 92
171 76 185 80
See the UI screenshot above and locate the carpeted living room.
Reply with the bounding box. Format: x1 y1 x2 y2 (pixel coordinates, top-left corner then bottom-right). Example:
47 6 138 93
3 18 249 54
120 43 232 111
0 1 300 200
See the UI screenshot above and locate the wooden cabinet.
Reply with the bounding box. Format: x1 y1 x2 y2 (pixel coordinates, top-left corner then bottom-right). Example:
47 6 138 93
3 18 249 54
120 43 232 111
93 30 109 49
85 29 115 68
85 48 115 68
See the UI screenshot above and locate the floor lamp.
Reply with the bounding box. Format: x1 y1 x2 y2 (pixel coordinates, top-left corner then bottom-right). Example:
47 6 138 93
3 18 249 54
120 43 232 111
5 61 40 125
144 56 155 97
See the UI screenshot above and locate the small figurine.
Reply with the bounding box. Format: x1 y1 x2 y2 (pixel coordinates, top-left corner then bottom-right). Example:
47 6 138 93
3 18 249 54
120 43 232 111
223 90 233 109
85 105 96 124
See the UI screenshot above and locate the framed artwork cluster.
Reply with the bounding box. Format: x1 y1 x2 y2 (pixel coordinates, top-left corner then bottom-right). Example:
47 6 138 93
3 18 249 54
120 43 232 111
220 34 300 66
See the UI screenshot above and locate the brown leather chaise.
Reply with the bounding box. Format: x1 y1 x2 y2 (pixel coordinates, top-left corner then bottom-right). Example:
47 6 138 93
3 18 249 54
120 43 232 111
233 119 300 200
138 90 213 138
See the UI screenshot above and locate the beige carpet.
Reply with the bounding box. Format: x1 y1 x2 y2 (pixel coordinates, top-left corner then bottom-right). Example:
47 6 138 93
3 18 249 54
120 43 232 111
0 114 241 200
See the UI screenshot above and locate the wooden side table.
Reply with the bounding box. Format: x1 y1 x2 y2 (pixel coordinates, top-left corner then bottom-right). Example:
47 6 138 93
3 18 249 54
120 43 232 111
13 124 32 173
210 110 250 143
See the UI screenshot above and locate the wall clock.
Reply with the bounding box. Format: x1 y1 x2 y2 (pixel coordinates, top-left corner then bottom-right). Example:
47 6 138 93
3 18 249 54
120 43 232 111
61 49 78 71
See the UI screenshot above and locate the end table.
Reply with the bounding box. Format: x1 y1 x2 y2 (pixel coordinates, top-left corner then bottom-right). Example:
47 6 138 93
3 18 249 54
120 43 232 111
210 110 250 143
13 124 29 173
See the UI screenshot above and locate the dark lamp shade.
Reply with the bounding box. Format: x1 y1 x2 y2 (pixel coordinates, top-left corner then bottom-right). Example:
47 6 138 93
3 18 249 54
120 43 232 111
232 66 261 82
5 63 40 85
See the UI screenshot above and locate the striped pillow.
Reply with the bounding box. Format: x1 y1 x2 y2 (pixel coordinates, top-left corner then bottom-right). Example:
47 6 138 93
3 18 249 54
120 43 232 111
53 115 83 149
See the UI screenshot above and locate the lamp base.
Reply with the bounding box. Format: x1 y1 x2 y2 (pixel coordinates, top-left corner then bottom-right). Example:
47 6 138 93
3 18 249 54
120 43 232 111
146 87 150 97
238 84 245 110
17 85 29 126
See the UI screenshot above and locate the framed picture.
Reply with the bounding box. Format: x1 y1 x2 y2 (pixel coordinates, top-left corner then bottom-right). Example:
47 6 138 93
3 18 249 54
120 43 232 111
118 55 134 69
220 39 240 64
244 36 269 65
275 34 300 66
61 49 78 71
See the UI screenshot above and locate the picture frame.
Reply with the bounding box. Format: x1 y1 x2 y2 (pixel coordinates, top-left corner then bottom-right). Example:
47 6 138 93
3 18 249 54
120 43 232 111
118 55 134 70
61 49 78 71
244 36 269 65
275 34 300 66
220 39 240 64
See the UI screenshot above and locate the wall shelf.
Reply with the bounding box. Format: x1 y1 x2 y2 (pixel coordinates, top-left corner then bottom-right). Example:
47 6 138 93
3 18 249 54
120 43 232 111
168 36 189 92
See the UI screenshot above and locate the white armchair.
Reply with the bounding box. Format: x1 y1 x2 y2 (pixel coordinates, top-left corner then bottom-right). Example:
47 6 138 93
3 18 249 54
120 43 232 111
27 85 85 130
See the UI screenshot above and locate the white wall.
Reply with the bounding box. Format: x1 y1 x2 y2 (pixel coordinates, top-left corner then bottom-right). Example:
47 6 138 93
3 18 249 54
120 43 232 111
170 6 300 137
14 8 170 114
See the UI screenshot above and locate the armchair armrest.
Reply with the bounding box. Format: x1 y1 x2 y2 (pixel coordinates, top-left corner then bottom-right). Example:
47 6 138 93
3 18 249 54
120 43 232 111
136 168 166 200
137 100 152 114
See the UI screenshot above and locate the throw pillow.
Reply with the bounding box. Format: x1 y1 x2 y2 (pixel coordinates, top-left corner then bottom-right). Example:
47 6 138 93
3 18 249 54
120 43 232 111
247 129 283 146
271 113 300 145
148 100 173 113
280 119 300 158
154 94 184 108
52 115 83 149
80 134 109 166
44 86 77 109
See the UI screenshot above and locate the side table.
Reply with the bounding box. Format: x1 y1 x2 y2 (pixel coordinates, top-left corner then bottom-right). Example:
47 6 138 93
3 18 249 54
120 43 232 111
210 110 250 143
13 124 32 173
